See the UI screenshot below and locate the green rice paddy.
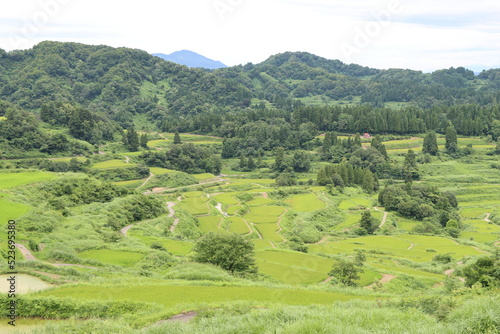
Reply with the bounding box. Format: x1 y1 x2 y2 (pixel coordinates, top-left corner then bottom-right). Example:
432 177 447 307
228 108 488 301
285 193 325 212
78 250 144 267
91 159 135 169
0 171 55 189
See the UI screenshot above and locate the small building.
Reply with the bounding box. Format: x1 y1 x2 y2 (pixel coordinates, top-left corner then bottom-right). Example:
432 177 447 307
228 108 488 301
362 133 371 139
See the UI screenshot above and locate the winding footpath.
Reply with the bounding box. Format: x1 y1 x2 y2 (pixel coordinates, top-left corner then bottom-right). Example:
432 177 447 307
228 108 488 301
120 217 157 236
15 243 99 270
167 201 181 232
136 172 155 190
365 274 397 289
373 207 388 228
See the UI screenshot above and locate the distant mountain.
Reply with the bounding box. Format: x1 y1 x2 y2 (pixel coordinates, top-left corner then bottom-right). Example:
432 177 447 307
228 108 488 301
153 50 227 70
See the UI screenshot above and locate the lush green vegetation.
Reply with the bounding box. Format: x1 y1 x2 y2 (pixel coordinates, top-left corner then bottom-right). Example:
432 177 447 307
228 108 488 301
0 41 499 333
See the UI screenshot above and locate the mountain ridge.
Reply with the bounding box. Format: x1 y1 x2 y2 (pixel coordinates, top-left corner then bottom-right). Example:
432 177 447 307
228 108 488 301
153 50 227 70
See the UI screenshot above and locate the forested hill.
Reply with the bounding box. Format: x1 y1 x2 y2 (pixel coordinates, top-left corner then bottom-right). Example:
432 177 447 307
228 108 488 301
1 41 500 115
1 41 500 154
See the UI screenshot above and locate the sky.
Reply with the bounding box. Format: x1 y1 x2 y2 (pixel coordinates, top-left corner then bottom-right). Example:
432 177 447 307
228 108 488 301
1 0 500 72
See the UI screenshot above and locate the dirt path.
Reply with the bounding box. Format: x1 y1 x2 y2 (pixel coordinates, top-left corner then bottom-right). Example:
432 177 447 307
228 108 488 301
365 274 396 289
276 210 288 242
120 217 157 236
215 203 228 216
322 276 334 283
124 156 130 163
314 236 330 245
407 243 415 250
484 213 492 223
373 207 388 228
444 268 466 282
253 222 263 239
167 201 181 232
167 311 198 322
136 172 154 190
241 218 254 236
15 243 99 270
167 202 176 217
15 243 37 261
444 269 455 276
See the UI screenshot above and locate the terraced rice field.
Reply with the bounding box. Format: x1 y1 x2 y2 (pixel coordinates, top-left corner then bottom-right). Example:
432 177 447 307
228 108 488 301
198 216 222 233
0 171 55 189
309 235 485 263
129 232 193 255
244 206 287 224
0 195 30 221
213 192 240 205
338 197 372 210
91 159 134 169
78 250 144 267
40 284 363 309
285 193 325 212
149 167 176 175
255 250 335 285
254 223 284 242
228 217 251 234
180 197 210 215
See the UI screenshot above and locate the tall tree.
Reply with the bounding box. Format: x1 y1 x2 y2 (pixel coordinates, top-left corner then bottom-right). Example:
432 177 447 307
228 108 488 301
361 170 375 193
445 125 458 154
422 130 439 155
140 133 148 148
292 150 311 172
273 147 285 172
173 131 182 144
247 156 256 170
68 107 95 143
359 210 377 234
126 128 140 152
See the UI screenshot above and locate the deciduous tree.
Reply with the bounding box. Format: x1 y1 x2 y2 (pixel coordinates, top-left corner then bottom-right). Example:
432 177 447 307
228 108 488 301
193 232 256 274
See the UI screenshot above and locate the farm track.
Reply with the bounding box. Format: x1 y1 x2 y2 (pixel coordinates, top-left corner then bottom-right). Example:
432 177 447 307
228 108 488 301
373 207 388 228
314 236 330 245
322 276 334 283
444 268 466 282
120 217 157 236
276 210 289 242
365 274 397 289
121 201 178 236
241 218 254 236
124 155 130 163
215 203 226 216
167 202 181 232
15 243 99 270
136 172 155 190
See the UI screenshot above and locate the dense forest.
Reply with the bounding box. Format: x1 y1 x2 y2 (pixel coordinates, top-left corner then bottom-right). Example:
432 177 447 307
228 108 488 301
1 41 500 158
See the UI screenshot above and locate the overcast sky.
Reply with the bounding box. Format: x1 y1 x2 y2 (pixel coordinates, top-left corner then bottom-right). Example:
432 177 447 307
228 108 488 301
1 0 500 72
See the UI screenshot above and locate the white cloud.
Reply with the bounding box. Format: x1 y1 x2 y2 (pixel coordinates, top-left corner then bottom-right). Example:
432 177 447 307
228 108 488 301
0 0 499 71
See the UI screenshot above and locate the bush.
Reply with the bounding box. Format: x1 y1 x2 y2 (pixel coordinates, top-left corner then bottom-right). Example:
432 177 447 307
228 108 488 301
433 253 453 264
